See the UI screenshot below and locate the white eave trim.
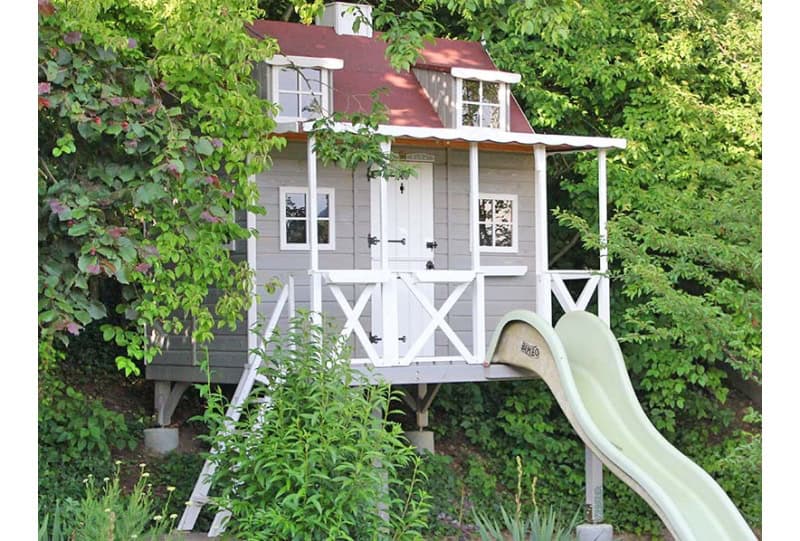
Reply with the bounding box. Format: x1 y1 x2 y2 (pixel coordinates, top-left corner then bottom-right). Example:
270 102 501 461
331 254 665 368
451 67 521 85
267 54 344 70
296 121 627 151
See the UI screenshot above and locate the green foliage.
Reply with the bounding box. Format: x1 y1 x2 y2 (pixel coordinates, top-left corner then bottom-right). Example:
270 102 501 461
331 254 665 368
151 452 215 532
312 89 418 183
39 464 177 541
198 314 430 539
38 381 140 516
38 0 283 375
472 457 579 541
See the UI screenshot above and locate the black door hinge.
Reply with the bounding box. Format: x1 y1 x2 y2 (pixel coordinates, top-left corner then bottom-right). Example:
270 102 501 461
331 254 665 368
369 333 382 344
426 241 438 249
367 234 380 247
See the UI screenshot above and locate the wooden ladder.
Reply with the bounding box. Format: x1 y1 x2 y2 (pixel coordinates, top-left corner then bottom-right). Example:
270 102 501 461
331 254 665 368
177 277 294 536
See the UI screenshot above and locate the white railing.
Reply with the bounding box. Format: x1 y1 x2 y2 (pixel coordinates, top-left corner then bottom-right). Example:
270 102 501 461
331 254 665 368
548 270 609 323
319 269 485 367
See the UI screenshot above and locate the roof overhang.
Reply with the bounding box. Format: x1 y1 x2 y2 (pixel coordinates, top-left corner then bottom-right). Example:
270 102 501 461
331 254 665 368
451 66 521 85
278 122 626 153
266 54 344 70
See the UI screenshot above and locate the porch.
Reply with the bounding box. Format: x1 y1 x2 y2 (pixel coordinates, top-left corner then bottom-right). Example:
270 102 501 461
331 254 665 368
248 125 625 384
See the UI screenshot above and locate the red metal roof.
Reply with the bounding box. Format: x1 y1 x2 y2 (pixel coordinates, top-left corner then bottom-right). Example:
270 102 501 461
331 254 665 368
248 20 533 133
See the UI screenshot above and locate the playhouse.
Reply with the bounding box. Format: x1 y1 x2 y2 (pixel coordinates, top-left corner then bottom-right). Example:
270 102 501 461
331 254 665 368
147 4 754 540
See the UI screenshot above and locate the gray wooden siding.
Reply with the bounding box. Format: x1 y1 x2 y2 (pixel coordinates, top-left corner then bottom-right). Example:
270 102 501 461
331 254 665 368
147 141 540 383
412 68 456 128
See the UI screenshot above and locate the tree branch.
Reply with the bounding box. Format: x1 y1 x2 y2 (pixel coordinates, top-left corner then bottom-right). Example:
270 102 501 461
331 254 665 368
549 231 581 268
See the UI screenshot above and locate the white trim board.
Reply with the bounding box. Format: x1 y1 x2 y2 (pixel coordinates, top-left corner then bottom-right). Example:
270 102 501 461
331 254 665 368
451 66 521 84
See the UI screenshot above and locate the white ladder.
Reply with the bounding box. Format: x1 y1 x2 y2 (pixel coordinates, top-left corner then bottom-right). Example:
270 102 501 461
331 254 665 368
177 277 295 536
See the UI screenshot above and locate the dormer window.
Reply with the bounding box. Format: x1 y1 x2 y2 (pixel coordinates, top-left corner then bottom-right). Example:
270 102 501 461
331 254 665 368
461 80 502 128
451 67 521 131
253 55 344 122
277 67 325 120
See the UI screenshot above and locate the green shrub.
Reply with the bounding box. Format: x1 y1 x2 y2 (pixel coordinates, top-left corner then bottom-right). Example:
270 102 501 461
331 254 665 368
472 458 580 541
198 314 430 540
38 381 139 516
151 452 215 532
39 464 176 540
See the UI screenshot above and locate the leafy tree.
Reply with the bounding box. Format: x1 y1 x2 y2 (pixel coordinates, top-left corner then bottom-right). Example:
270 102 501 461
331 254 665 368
38 0 284 375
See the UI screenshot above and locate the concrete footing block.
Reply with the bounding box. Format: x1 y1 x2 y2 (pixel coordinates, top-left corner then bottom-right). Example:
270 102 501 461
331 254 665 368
576 523 613 541
144 427 179 455
403 430 435 453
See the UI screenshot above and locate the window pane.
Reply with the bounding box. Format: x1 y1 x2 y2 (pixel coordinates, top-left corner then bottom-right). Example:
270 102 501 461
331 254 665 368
285 193 306 218
482 105 501 128
494 199 512 222
462 103 480 127
479 224 492 246
279 68 297 91
317 194 329 218
479 199 493 222
463 79 479 102
300 94 321 116
286 219 307 244
300 68 322 93
318 220 329 244
279 92 299 118
495 224 512 247
483 82 499 103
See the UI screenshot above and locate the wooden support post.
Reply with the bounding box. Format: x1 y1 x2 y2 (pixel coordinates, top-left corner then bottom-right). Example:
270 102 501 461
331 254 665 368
597 149 610 325
308 135 322 319
586 149 609 525
379 141 398 365
533 144 551 324
469 143 486 362
246 206 258 356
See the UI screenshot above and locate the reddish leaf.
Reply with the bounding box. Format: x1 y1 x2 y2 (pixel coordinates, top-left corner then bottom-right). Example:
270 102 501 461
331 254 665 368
108 226 128 239
135 262 152 273
38 97 51 109
38 82 51 95
86 264 101 275
38 0 55 16
201 211 222 223
127 38 138 49
63 31 82 45
66 322 82 335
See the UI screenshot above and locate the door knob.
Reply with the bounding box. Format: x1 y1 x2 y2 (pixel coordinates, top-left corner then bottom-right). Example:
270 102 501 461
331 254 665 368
426 260 435 270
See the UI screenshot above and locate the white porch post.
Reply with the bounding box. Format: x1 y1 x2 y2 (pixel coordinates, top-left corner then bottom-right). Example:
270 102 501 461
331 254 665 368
597 149 610 325
246 206 258 356
533 144 551 324
469 143 486 362
308 135 322 319
585 149 609 525
380 141 399 364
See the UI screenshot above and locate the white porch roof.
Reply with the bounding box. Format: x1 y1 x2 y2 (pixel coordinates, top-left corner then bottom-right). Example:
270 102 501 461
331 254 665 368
276 121 627 153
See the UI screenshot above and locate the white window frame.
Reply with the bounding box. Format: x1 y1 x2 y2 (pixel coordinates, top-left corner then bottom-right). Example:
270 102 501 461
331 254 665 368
455 78 508 130
478 193 518 253
272 66 330 122
279 186 336 251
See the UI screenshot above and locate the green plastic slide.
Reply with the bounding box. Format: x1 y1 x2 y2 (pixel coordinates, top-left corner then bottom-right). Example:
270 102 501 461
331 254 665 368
486 309 756 541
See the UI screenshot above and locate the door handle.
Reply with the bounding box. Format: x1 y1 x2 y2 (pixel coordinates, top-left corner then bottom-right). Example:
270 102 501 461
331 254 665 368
426 260 435 270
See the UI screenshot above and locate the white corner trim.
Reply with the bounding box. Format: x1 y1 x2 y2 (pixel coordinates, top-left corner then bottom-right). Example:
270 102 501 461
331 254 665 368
279 186 336 251
267 54 344 70
451 67 521 85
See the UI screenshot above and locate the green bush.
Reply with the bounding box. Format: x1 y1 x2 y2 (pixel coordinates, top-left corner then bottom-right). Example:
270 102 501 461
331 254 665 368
198 314 430 540
38 381 139 516
39 464 177 541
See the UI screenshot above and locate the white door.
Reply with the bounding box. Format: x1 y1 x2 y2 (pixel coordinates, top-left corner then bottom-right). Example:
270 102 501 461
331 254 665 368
371 162 436 358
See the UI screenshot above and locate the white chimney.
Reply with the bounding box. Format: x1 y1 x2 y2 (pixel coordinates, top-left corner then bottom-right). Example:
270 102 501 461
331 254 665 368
316 2 373 38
